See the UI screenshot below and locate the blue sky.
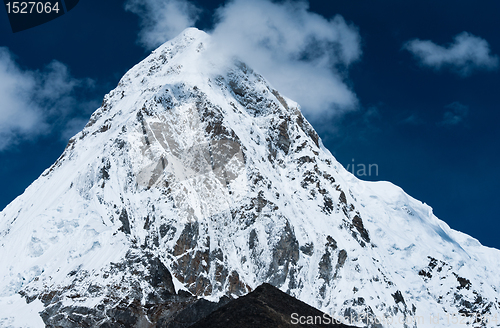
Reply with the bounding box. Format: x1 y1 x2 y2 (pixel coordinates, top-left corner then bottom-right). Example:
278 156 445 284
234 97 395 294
1 0 499 249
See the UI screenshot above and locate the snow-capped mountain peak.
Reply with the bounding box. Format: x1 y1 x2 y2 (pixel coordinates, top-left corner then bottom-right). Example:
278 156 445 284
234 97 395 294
1 28 499 327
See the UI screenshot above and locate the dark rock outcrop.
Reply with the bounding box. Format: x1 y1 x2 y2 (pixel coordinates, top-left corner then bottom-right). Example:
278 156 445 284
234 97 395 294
188 283 357 328
159 296 231 328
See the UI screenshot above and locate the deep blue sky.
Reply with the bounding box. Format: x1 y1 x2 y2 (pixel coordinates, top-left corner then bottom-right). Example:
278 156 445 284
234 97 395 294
1 0 499 249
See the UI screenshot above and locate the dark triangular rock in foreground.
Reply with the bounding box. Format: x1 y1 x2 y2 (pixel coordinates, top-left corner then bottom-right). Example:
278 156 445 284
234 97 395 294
186 283 357 328
159 295 232 328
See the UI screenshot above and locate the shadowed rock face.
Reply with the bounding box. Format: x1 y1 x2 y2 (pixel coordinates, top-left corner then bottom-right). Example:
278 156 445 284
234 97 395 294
39 254 231 328
188 283 356 328
41 283 354 328
39 250 181 327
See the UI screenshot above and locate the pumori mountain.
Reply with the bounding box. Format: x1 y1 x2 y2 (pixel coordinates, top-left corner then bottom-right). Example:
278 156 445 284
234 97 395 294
1 28 499 328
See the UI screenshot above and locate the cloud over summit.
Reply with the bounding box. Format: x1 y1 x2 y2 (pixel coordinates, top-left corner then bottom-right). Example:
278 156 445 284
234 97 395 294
209 0 361 118
127 0 362 118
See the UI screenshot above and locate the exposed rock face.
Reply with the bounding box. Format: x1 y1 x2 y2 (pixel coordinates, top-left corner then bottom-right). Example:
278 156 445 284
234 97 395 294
1 28 500 327
33 249 180 327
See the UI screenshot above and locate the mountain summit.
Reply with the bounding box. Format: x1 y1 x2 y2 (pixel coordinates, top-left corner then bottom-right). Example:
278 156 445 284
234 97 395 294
1 28 499 327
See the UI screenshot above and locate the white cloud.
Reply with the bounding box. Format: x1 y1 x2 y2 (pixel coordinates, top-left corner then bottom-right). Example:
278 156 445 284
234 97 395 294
125 0 201 49
208 0 361 118
404 32 499 76
440 102 469 126
126 0 361 119
0 48 44 150
0 47 96 151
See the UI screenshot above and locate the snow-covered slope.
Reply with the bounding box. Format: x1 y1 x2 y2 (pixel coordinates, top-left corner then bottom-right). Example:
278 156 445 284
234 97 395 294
1 28 499 327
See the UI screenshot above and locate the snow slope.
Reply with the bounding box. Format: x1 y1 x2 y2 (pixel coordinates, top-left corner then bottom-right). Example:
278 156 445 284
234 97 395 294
1 28 499 327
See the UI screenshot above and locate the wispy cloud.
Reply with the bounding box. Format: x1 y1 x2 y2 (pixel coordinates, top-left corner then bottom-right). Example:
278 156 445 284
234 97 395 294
404 32 499 76
209 0 361 118
126 0 362 119
0 47 97 151
440 102 469 126
401 113 424 126
124 0 201 49
0 48 43 150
